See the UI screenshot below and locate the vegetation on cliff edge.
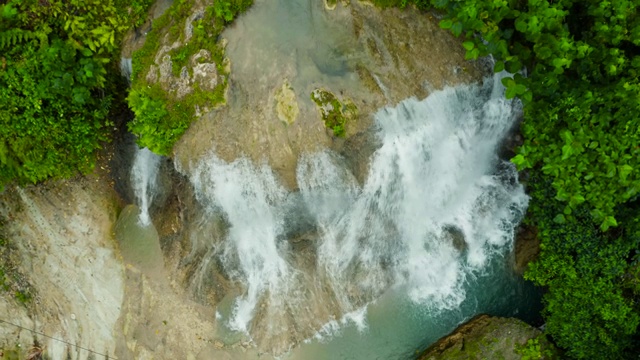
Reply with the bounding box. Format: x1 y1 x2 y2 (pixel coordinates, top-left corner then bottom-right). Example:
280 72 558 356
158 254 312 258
0 0 153 188
379 0 640 358
127 0 252 155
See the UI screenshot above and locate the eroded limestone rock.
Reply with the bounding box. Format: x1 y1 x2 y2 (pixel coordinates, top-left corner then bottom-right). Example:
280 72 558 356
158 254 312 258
0 177 124 360
175 0 482 191
146 47 221 100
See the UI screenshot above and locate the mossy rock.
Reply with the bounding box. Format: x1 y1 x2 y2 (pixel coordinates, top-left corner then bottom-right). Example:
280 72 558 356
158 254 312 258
418 315 558 360
310 88 357 137
128 0 252 155
323 0 350 10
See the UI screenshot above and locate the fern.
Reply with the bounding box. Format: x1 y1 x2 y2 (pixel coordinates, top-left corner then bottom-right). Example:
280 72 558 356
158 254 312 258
0 28 36 50
0 28 48 50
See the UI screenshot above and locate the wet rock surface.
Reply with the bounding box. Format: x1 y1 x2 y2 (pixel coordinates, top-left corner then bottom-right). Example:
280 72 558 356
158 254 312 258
418 314 552 360
0 176 124 359
512 225 541 275
174 0 481 190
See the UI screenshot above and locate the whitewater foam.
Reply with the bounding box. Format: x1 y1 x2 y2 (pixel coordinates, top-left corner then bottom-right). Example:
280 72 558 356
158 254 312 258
130 147 162 226
187 74 528 348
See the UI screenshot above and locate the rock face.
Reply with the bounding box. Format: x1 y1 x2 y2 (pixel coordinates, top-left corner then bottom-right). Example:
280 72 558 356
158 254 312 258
419 315 552 360
0 167 234 360
173 0 482 190
513 225 541 274
147 45 223 100
0 176 124 359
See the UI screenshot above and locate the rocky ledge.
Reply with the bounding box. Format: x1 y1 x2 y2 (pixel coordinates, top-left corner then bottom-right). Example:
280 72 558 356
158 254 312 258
419 315 557 360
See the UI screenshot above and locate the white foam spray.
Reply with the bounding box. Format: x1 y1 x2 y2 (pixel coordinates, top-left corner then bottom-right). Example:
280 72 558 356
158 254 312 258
189 74 528 343
130 147 162 226
191 157 292 333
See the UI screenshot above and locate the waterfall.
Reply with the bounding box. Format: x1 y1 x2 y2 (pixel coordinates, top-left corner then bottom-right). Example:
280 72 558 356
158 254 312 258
303 74 528 311
131 147 162 226
188 74 528 346
120 57 132 82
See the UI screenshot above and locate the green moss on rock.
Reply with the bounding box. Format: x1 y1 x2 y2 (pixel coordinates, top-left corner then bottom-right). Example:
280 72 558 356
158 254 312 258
128 0 252 155
310 88 357 137
418 315 558 360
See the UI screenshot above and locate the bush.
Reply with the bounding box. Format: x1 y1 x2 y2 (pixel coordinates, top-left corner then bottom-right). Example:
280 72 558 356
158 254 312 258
524 175 640 359
0 0 153 187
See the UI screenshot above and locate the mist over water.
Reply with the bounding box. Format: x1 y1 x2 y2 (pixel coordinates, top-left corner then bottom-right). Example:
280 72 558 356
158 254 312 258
188 74 530 355
131 147 162 226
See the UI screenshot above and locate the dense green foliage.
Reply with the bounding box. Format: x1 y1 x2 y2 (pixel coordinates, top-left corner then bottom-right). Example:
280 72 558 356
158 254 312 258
369 0 640 357
431 0 640 357
0 0 152 187
515 336 556 360
405 0 640 232
127 0 252 155
525 174 640 359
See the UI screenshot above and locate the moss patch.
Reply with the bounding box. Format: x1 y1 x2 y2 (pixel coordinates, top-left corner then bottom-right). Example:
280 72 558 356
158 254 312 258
324 0 337 10
310 88 357 137
274 80 300 125
128 0 252 155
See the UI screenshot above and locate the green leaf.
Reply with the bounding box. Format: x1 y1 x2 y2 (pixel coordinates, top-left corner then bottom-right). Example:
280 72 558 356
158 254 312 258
501 77 514 88
511 154 528 169
570 194 585 204
561 144 573 160
451 22 463 37
506 60 522 73
619 165 633 181
600 216 618 231
553 214 566 224
462 41 475 51
439 19 453 29
536 46 553 59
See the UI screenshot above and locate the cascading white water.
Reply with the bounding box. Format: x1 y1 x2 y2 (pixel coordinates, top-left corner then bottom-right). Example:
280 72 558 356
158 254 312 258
120 57 132 82
192 156 293 332
123 60 161 227
189 74 528 348
131 147 162 226
303 74 528 313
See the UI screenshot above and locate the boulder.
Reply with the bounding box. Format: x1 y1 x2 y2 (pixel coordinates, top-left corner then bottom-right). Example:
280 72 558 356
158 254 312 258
419 315 554 360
